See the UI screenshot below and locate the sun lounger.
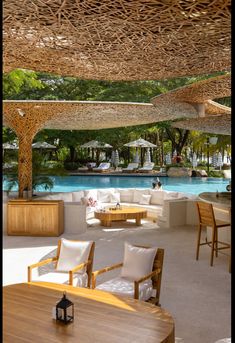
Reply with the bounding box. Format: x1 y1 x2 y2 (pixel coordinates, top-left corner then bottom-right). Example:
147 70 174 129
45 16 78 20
137 162 155 173
93 162 111 173
122 163 139 173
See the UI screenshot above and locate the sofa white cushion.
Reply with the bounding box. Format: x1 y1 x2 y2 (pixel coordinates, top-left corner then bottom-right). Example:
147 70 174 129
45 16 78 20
118 189 134 203
121 242 156 280
84 189 98 200
56 239 92 272
31 271 88 287
97 189 112 202
110 192 121 203
150 190 165 205
72 191 85 202
96 276 153 301
164 191 179 200
139 194 151 205
133 189 150 203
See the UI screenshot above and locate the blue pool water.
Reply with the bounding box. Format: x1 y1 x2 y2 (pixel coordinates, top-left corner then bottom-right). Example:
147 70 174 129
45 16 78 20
3 175 230 195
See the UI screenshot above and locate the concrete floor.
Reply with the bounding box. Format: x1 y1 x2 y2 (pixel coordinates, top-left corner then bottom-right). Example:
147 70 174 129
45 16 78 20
3 218 231 343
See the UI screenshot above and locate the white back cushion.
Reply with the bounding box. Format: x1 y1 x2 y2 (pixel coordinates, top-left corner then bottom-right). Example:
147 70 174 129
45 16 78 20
110 192 121 203
84 189 98 201
118 189 134 203
133 189 150 203
121 242 157 280
139 194 151 205
97 189 111 202
56 239 92 272
72 191 85 202
150 190 165 205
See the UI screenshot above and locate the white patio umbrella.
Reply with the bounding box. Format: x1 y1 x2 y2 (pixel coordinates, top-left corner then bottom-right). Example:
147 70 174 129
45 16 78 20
124 138 156 165
81 140 113 163
144 148 151 163
217 152 223 170
165 153 171 165
192 152 197 168
80 140 113 149
3 142 19 150
124 138 157 148
114 150 120 167
32 141 56 149
212 153 218 168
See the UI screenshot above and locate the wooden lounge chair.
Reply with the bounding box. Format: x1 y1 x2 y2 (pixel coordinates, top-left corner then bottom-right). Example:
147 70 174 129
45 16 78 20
92 243 164 306
137 162 155 173
122 163 139 173
28 239 95 288
92 162 111 173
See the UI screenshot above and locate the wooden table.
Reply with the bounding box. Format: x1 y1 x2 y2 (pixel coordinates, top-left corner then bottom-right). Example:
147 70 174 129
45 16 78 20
3 282 175 343
94 207 147 227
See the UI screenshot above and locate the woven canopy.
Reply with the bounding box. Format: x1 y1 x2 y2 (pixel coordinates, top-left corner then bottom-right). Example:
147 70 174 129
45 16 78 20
3 74 231 134
3 0 231 81
171 114 231 135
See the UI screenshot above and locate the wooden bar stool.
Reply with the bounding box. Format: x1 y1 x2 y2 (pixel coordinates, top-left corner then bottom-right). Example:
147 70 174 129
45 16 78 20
196 201 231 267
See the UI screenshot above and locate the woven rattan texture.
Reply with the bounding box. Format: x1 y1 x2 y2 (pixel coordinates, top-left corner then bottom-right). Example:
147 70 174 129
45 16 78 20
171 114 231 135
3 0 231 81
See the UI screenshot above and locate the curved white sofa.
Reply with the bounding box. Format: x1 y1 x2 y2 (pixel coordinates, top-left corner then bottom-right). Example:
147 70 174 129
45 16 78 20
3 188 199 234
35 188 199 230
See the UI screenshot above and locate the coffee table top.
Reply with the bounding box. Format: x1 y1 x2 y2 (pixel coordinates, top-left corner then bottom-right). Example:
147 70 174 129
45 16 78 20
3 282 175 343
95 207 147 214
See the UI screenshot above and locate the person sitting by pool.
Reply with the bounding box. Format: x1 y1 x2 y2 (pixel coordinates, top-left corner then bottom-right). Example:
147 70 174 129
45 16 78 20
172 153 183 164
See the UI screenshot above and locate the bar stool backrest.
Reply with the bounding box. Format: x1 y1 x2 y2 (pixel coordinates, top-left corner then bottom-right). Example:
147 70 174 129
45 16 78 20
196 201 216 227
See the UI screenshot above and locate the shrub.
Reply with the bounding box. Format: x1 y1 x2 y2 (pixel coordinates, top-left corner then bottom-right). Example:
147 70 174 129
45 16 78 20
63 161 79 170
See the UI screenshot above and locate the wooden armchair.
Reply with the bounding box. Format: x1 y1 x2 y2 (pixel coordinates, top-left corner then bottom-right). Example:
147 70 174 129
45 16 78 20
28 239 95 288
92 245 164 306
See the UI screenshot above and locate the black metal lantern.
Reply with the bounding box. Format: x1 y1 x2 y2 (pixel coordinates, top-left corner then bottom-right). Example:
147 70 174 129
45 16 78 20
56 292 74 324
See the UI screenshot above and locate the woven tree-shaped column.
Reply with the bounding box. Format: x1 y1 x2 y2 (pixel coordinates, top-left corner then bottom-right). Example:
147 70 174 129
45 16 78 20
3 102 63 198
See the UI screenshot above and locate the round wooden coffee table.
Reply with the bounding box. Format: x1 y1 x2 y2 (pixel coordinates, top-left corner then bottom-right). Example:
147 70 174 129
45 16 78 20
94 207 147 227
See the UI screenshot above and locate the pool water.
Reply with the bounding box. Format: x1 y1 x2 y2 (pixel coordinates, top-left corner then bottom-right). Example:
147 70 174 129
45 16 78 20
3 175 230 195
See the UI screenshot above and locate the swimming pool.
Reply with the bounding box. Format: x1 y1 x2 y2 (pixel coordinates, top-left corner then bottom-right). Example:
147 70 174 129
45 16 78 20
3 175 230 195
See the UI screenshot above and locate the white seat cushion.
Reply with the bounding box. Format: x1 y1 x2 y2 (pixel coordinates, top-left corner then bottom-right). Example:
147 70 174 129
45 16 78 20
96 276 153 301
31 271 88 287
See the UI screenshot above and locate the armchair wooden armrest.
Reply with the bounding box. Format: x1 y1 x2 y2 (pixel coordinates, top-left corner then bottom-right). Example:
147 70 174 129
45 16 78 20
134 268 161 300
69 260 91 286
92 262 123 289
28 257 58 282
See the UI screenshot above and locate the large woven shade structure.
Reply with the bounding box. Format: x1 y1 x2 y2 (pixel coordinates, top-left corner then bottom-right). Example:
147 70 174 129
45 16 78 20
3 72 231 196
3 0 231 81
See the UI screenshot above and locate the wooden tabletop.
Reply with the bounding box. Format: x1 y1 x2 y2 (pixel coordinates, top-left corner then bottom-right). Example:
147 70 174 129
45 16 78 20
198 192 231 208
3 282 175 343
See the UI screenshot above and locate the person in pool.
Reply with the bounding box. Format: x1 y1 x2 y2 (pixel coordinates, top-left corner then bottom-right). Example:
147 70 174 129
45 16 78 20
152 177 162 190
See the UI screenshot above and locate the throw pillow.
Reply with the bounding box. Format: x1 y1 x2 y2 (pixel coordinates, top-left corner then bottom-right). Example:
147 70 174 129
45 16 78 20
121 242 157 280
56 238 93 272
139 194 151 205
84 189 98 201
